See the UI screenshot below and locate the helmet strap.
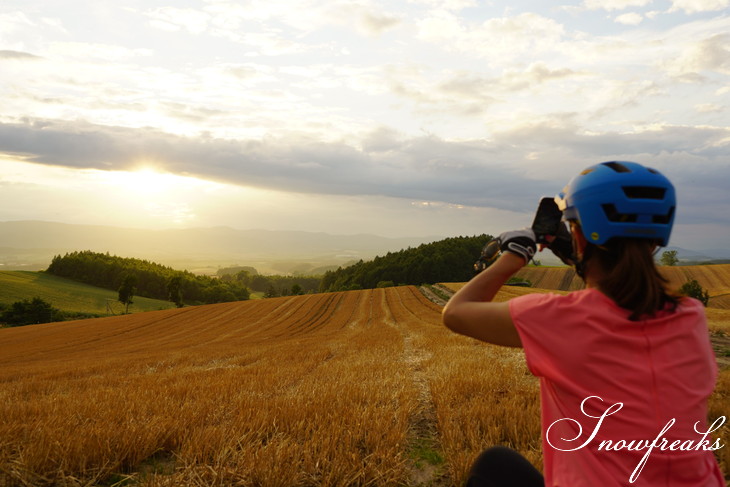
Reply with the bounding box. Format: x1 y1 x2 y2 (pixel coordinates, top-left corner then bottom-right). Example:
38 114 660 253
569 222 591 281
574 243 593 280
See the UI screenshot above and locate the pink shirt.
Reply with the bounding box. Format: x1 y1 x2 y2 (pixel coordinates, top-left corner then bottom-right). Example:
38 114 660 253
510 288 725 486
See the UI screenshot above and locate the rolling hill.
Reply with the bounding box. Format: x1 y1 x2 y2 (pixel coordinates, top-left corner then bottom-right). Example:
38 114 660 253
0 270 175 316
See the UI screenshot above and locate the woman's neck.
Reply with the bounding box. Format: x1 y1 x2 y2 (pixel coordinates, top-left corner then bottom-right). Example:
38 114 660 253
581 260 605 289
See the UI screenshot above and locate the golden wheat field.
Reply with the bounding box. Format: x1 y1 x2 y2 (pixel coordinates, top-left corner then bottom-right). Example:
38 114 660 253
1 278 729 486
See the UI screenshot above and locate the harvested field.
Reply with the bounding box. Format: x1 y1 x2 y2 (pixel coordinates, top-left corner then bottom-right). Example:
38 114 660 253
1 281 728 486
512 266 585 291
507 263 730 298
0 287 536 486
660 265 730 298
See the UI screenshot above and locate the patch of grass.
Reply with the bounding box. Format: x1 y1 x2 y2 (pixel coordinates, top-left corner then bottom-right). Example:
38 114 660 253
423 284 450 303
0 271 175 316
410 438 445 468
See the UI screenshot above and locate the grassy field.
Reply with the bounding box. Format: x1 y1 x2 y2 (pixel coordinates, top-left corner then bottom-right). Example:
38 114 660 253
0 280 728 486
0 270 175 316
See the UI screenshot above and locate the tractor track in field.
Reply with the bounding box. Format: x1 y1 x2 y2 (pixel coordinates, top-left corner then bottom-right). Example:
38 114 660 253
386 288 450 487
418 285 447 307
711 333 730 368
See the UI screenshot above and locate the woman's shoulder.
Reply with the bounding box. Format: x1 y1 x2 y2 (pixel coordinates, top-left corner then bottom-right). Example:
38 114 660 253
658 295 706 321
511 288 606 307
509 288 613 317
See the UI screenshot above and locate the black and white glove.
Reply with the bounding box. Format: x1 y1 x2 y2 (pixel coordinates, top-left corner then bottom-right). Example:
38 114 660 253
497 228 537 264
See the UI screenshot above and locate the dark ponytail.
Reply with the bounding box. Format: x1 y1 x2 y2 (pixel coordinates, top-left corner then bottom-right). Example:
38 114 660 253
590 239 678 321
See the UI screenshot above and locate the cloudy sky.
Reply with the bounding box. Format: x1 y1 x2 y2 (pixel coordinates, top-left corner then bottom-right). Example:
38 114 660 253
1 0 728 251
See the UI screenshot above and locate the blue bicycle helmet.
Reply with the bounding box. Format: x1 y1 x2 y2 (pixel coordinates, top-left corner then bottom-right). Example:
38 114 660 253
554 161 676 246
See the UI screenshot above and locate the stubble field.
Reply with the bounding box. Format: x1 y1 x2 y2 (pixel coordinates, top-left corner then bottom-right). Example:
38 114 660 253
1 281 728 486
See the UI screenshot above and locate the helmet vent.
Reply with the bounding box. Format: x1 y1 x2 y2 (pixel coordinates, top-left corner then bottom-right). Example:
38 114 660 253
603 161 631 173
623 186 666 199
602 204 637 223
653 206 675 224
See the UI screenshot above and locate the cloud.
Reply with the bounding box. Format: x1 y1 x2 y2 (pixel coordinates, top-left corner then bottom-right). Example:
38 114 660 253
662 33 730 78
48 42 154 61
0 11 34 37
325 3 402 36
668 0 729 13
407 0 477 10
0 119 728 221
500 63 584 90
0 119 543 211
416 12 566 62
582 0 653 11
384 62 586 117
161 0 401 40
695 103 724 113
0 50 42 60
614 12 644 25
145 7 211 34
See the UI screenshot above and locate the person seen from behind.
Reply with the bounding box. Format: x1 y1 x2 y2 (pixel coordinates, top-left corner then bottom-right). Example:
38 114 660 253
442 161 725 486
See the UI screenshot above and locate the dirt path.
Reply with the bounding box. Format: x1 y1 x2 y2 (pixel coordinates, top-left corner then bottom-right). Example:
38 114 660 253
418 285 451 307
711 333 730 368
402 333 448 486
386 289 449 486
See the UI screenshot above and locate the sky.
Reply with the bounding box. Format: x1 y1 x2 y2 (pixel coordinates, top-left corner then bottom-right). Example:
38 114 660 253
0 0 729 251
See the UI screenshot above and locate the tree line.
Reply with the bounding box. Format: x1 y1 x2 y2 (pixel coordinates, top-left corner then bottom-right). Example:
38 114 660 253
319 235 491 292
217 267 321 297
0 297 99 327
46 251 250 306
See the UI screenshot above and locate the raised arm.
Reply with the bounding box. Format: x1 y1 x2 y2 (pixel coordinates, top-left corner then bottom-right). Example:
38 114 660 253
442 231 534 348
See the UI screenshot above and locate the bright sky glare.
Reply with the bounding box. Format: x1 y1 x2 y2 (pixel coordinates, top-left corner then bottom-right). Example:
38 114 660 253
0 0 728 251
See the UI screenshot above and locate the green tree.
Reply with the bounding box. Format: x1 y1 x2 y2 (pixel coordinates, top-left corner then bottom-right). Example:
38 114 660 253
660 250 679 266
0 297 62 326
118 274 137 314
679 278 710 306
167 275 184 308
291 283 303 295
264 285 279 298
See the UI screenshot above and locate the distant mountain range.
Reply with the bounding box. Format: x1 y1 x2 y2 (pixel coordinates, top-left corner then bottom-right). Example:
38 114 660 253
0 221 444 274
1 221 727 274
663 246 730 261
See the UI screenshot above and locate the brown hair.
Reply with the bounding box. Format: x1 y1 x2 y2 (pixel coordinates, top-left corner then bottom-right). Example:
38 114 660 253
587 238 678 321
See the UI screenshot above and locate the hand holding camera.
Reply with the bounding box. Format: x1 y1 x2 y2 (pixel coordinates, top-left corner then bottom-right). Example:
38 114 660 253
474 197 576 273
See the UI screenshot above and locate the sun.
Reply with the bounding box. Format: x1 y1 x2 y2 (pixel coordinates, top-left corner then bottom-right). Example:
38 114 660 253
114 168 181 195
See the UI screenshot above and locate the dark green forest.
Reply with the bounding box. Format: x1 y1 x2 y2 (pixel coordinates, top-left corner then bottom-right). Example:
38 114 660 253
47 251 250 305
319 234 491 292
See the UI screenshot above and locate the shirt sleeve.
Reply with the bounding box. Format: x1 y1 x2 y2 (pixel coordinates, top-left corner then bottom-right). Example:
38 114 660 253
509 292 565 379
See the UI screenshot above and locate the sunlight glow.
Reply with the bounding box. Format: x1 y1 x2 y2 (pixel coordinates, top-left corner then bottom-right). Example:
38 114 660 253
113 168 184 195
